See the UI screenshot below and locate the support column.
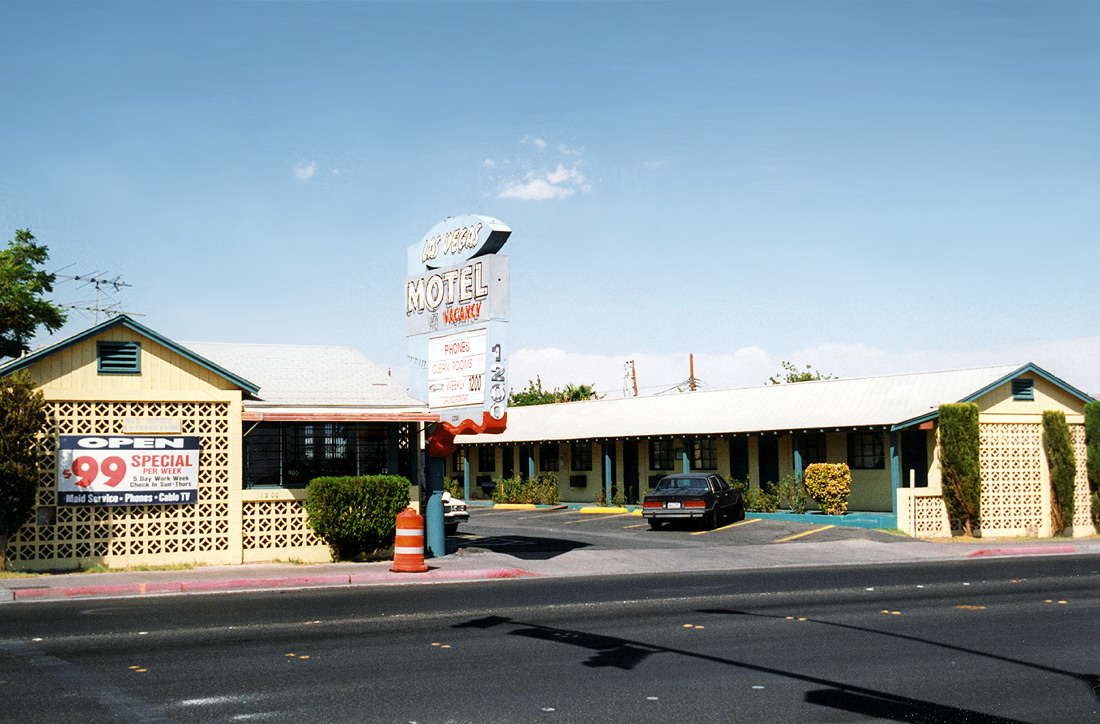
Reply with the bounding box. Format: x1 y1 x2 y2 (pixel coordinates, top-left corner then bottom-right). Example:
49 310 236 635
889 431 901 516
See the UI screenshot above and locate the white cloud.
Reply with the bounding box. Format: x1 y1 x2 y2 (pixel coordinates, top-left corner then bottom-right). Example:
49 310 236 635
481 158 497 167
496 164 590 201
522 136 548 149
294 160 317 180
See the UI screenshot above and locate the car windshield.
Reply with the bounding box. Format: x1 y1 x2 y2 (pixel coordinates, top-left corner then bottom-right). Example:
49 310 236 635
655 477 708 492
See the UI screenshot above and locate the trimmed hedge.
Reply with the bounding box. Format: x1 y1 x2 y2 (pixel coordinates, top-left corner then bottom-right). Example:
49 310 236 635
304 475 410 561
1042 410 1077 535
803 463 851 515
938 403 981 536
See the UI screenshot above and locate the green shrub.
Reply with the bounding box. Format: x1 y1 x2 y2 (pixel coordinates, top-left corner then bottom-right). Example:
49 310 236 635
491 474 560 505
743 486 778 513
444 478 465 499
304 475 410 561
775 474 812 514
938 403 982 536
803 463 851 515
1043 410 1077 535
1092 491 1100 527
1085 401 1100 495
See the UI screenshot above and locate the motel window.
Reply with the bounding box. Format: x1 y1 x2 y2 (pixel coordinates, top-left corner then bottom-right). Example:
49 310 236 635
539 443 560 472
243 421 392 488
690 438 718 471
799 433 827 469
452 450 465 473
571 441 592 471
847 432 884 470
478 446 495 473
649 439 675 471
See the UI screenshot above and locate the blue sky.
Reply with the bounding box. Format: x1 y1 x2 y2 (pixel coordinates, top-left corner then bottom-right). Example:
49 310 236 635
3 0 1098 397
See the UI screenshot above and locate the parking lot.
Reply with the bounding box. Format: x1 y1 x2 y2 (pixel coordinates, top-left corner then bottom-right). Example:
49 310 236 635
451 505 914 560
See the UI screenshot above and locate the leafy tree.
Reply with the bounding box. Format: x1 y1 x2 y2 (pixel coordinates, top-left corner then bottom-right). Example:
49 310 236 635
0 229 67 359
768 360 834 384
1042 410 1076 535
0 371 46 570
938 403 981 536
509 376 599 406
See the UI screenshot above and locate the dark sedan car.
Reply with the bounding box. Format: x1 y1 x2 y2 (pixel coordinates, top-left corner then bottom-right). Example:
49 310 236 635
641 473 744 530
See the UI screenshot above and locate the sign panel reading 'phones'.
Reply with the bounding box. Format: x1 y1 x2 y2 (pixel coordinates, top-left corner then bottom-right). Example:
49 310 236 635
57 435 200 506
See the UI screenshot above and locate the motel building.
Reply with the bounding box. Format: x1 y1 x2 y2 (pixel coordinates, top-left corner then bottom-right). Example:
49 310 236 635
1 314 1096 572
448 363 1096 539
1 315 435 570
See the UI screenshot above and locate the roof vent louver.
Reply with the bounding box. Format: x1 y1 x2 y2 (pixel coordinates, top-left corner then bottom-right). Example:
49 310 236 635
1011 378 1034 401
98 341 141 375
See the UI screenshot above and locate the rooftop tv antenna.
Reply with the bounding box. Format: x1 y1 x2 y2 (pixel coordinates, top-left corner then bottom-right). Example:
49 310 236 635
53 267 139 323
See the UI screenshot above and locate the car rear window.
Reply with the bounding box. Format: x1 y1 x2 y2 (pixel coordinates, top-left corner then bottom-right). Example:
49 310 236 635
656 477 708 492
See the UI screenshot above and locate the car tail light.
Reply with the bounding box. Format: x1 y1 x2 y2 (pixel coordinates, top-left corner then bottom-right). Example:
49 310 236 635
684 500 705 508
642 501 662 509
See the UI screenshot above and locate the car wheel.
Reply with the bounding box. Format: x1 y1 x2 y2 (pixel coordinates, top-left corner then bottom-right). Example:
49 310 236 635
735 500 745 521
704 509 717 530
649 519 663 530
444 522 458 536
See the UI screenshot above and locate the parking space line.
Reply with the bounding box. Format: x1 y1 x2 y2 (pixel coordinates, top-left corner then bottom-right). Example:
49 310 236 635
690 517 761 535
562 512 633 525
776 525 835 542
516 510 569 520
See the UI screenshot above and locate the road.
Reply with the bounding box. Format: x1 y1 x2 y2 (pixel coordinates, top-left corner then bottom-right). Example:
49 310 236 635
2 555 1098 723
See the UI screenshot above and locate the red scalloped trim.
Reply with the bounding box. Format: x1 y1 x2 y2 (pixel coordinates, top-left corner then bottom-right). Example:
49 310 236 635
428 411 507 457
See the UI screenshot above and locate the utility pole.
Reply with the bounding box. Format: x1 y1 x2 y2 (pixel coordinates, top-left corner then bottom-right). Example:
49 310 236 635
689 354 697 392
625 360 638 397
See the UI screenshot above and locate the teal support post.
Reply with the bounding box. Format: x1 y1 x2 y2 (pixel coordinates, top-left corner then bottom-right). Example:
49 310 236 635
889 431 901 515
792 432 803 475
603 444 612 503
527 449 535 480
425 454 446 558
681 437 690 474
462 449 470 501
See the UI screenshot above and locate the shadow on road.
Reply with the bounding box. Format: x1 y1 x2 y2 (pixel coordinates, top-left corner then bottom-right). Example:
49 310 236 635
451 534 590 560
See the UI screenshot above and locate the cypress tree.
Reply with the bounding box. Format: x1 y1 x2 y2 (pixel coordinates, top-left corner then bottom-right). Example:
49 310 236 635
1042 410 1076 535
938 403 981 536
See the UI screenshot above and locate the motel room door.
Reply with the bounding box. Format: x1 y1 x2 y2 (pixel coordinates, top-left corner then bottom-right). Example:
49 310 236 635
623 441 639 503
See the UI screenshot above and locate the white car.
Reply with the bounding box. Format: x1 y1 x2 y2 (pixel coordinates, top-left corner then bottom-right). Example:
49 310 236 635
442 491 469 535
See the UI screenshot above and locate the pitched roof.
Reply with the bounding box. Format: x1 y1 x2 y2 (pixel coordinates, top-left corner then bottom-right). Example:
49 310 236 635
459 363 1094 443
183 341 433 421
0 315 260 394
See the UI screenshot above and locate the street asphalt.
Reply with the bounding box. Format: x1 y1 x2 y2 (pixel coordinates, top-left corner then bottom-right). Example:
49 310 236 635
3 507 1098 604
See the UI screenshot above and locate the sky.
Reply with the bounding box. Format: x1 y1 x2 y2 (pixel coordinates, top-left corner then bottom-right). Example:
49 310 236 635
2 0 1098 399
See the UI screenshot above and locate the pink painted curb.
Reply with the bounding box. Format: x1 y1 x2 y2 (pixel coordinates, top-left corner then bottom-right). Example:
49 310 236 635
7 567 539 601
967 545 1076 557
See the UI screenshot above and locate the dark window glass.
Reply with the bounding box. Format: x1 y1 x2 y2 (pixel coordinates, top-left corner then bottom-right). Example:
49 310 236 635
690 438 718 470
539 443 559 472
799 433 827 469
649 439 675 470
478 446 495 473
847 432 885 470
570 441 592 471
243 421 391 488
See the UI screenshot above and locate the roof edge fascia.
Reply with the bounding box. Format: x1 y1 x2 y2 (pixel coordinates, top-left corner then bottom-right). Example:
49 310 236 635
0 315 261 395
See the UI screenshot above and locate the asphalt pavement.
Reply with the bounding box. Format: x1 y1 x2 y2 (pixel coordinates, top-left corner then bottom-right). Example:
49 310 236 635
3 507 1098 603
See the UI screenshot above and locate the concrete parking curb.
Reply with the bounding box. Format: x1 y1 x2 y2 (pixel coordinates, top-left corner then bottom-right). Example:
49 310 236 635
966 545 1077 557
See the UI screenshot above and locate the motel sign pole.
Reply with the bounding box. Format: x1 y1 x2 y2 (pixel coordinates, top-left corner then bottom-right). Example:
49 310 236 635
406 215 511 556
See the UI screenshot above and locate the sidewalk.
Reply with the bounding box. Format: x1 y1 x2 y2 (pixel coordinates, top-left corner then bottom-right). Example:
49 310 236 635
3 535 1098 604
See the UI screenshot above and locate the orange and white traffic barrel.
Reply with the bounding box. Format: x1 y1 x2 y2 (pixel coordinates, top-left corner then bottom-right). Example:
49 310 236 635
391 507 428 573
